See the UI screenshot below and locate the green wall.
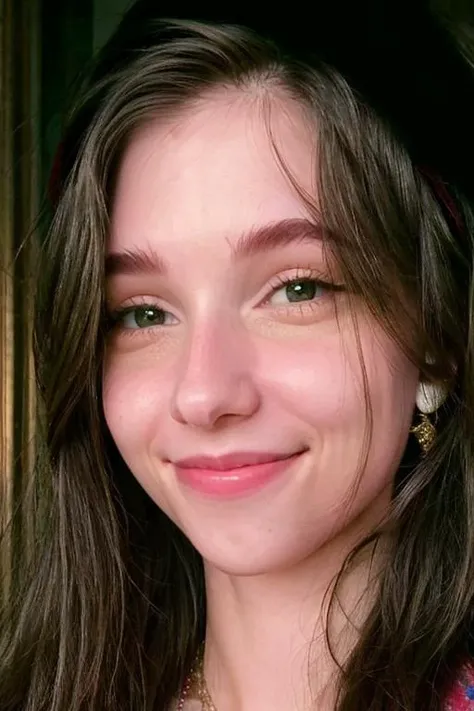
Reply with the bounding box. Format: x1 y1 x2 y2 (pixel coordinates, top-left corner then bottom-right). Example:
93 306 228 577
94 0 133 51
41 0 93 194
41 0 134 196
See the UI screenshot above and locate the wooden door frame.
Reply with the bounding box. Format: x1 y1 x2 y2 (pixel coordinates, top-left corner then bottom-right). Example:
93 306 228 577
0 0 40 587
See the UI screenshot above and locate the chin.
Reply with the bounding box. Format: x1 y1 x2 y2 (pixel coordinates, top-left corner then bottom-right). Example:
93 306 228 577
196 536 321 578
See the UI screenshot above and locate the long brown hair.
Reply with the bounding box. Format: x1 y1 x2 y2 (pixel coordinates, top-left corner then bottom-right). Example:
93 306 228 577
1 5 474 710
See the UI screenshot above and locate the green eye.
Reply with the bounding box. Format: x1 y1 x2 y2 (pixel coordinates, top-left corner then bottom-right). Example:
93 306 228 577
130 307 166 328
270 279 324 305
286 280 320 302
114 305 176 329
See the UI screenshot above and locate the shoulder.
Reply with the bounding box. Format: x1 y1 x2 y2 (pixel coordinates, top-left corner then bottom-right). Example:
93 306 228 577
444 661 474 710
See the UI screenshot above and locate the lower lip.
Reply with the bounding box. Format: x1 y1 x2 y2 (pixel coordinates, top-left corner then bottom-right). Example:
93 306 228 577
174 453 304 498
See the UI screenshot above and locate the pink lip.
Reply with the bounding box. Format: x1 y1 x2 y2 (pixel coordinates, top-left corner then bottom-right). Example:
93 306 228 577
173 450 305 497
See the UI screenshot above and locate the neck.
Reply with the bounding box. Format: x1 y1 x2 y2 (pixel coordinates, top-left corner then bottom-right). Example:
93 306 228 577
201 522 388 711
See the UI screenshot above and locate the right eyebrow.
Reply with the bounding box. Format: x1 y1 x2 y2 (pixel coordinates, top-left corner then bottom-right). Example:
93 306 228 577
105 247 167 277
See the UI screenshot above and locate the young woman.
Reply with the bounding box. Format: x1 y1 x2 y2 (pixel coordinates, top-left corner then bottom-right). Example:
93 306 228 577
2 2 474 709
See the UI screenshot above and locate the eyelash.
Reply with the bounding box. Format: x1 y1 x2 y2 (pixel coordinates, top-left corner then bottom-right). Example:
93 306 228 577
108 269 344 335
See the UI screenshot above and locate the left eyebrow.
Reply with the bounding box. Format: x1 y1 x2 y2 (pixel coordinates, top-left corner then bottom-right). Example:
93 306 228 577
229 217 328 260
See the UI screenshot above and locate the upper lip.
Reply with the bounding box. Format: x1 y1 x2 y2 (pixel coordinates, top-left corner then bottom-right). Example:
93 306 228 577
173 451 303 471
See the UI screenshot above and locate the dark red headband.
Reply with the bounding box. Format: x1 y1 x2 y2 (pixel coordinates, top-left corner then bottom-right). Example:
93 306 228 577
419 167 465 238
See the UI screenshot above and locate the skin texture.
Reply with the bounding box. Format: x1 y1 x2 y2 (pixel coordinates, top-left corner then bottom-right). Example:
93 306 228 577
103 88 419 710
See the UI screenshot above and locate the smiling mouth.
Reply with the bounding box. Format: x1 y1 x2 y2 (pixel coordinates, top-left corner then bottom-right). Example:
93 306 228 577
172 449 307 498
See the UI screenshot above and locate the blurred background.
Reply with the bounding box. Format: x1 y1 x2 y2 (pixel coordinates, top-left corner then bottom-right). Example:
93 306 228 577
0 0 474 551
0 0 137 562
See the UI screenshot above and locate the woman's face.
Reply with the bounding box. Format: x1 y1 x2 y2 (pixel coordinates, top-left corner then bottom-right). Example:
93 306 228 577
103 89 418 574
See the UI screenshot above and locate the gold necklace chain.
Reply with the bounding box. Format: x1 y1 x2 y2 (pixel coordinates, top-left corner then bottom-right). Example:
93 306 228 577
178 651 331 710
194 654 218 711
178 649 217 711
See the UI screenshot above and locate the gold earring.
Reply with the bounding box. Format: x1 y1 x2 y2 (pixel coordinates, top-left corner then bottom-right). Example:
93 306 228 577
410 412 437 453
410 381 447 453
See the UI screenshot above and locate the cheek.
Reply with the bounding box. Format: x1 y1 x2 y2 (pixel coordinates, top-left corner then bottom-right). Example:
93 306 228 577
256 327 418 510
257 327 412 440
260 338 349 423
102 349 173 459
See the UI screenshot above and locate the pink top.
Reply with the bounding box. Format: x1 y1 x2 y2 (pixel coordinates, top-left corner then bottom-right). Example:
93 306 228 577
445 663 474 710
175 663 474 709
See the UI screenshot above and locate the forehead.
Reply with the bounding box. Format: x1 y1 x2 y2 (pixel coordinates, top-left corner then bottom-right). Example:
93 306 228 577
109 89 318 254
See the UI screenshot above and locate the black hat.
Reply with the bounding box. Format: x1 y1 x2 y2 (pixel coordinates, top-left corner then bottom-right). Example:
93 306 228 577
74 1 474 214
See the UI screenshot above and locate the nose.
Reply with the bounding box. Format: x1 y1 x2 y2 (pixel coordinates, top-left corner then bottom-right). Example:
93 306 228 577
170 315 260 429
